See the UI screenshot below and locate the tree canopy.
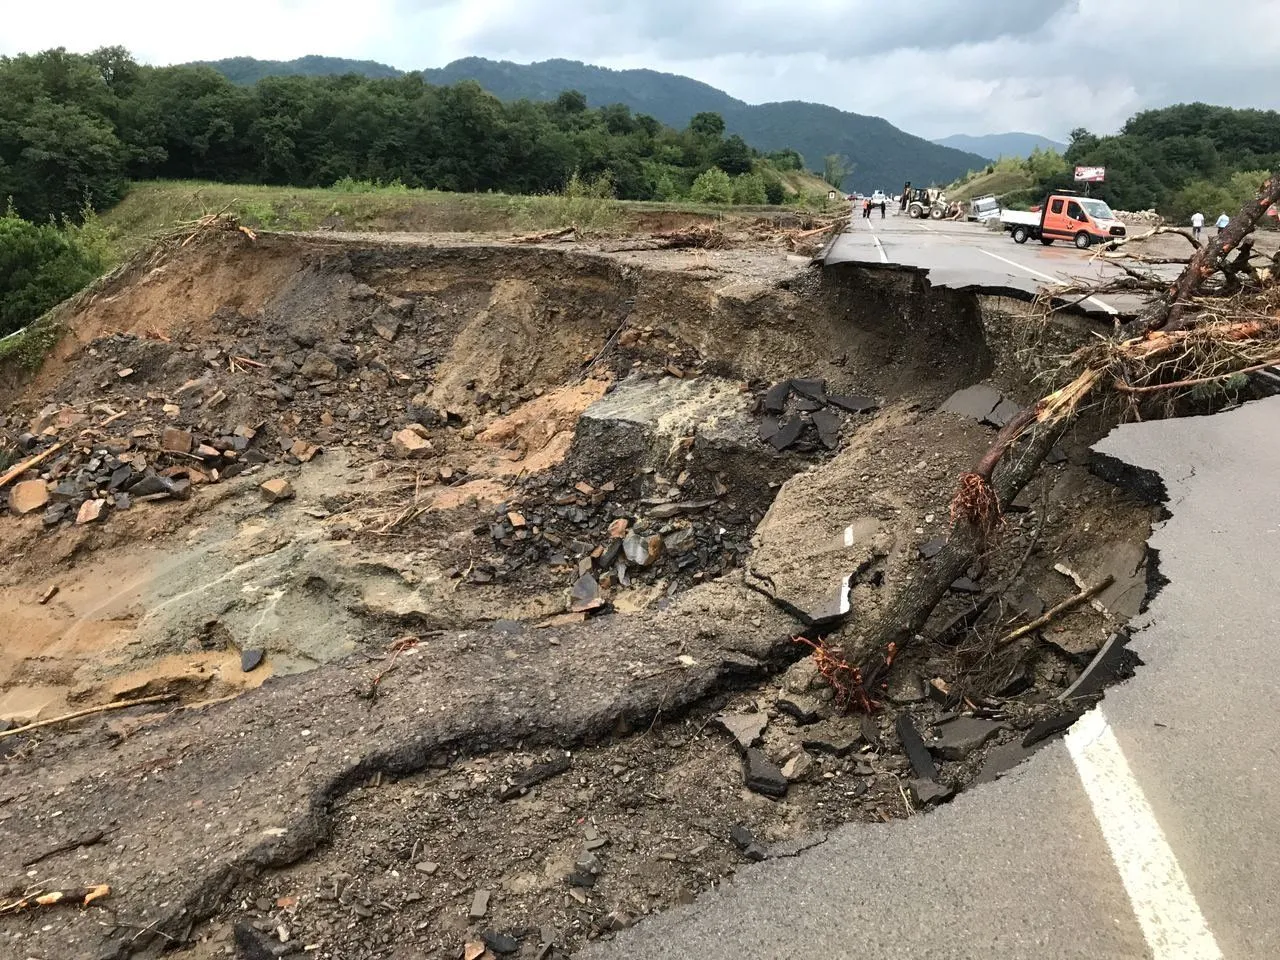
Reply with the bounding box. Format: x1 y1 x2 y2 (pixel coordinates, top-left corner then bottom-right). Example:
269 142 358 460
1031 103 1280 214
0 47 800 221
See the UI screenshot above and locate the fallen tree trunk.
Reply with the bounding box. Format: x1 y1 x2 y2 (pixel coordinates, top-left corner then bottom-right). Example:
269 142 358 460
1147 170 1280 332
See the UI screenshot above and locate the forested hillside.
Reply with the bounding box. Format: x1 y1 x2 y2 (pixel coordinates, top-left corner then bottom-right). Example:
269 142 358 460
1031 104 1280 217
0 47 803 223
197 55 989 190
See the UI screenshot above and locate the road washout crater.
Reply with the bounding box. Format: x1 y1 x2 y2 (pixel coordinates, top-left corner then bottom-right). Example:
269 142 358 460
0 230 1161 960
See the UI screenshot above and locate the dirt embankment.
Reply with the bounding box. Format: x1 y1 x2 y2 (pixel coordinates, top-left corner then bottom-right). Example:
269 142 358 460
0 231 1157 960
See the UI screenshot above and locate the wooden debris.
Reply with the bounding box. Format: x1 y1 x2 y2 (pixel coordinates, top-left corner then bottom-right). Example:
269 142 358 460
511 226 577 244
0 694 176 741
0 441 67 490
996 577 1115 649
0 884 110 915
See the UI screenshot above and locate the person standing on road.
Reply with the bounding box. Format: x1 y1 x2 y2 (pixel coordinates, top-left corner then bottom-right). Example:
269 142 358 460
1191 211 1204 241
879 200 886 218
1216 211 1230 236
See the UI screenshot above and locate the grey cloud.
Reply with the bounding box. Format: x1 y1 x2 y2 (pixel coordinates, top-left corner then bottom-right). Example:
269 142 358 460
461 0 1075 61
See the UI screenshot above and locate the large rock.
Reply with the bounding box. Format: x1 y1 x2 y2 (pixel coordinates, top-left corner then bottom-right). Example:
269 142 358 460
7 479 49 515
300 351 339 381
569 374 793 513
390 428 433 459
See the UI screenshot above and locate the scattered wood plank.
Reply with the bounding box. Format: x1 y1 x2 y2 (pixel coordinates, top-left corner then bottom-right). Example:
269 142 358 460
995 576 1115 649
0 694 177 741
0 441 67 489
0 884 110 915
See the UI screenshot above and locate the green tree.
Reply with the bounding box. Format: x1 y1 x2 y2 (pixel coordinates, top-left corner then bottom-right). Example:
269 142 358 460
822 154 851 188
763 175 786 205
689 166 733 204
0 209 105 336
731 172 767 205
689 112 726 140
714 134 753 175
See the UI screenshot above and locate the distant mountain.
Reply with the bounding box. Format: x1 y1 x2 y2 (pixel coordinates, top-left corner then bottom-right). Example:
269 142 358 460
933 132 1067 160
190 55 402 85
196 55 988 190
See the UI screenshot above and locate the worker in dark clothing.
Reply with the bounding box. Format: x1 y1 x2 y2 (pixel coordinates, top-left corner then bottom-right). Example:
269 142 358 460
879 200 886 218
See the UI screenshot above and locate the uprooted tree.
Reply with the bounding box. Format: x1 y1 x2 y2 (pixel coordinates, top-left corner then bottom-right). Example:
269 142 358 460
824 168 1280 706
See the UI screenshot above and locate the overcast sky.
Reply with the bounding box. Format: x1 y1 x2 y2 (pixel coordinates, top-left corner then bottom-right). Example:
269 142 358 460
4 0 1280 140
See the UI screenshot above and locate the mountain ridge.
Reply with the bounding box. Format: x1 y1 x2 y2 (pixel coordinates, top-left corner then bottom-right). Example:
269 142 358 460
192 54 988 190
933 132 1067 159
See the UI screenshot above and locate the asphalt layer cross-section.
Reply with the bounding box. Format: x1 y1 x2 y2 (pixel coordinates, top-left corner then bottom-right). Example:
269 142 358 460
824 213 1182 317
586 396 1280 960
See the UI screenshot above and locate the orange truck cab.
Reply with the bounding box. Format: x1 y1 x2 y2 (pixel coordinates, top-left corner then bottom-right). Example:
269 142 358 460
1005 192 1127 248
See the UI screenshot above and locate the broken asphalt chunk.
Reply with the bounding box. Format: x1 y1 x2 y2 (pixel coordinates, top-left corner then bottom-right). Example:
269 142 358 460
240 648 265 673
827 393 878 414
763 381 790 414
941 384 1003 423
789 377 827 404
929 716 1004 761
729 824 770 861
986 398 1023 428
811 409 841 449
776 694 821 725
716 712 767 750
800 721 860 757
894 713 938 781
1022 706 1086 748
1059 630 1139 702
909 778 955 806
482 931 519 955
742 748 788 798
918 537 946 560
496 755 571 801
769 415 804 451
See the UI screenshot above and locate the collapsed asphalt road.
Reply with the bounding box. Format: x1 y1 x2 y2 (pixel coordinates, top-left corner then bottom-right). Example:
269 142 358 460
824 215 1175 317
0 229 1168 959
583 396 1280 960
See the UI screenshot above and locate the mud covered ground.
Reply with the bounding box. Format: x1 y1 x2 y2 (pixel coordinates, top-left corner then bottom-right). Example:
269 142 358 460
0 229 1160 960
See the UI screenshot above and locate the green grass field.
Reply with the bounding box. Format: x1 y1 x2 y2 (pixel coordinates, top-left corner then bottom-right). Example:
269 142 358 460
101 171 839 261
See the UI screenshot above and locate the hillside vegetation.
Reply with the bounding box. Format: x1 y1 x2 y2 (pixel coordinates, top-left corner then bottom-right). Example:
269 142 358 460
946 104 1280 221
196 55 990 191
0 47 818 224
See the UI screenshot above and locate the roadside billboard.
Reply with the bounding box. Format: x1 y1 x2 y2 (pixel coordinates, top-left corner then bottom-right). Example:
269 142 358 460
1074 166 1106 183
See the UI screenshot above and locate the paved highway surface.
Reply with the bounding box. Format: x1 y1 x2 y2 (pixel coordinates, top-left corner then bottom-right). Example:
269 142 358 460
586 397 1280 960
825 212 1180 317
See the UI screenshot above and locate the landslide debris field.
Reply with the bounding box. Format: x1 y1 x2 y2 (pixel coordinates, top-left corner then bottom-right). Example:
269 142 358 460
0 228 1160 960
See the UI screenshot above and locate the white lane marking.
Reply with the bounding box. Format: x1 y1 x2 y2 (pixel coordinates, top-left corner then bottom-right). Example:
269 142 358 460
1065 709 1223 960
977 248 1118 315
864 220 889 263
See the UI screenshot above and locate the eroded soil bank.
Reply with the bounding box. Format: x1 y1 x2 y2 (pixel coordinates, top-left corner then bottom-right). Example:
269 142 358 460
0 232 1158 960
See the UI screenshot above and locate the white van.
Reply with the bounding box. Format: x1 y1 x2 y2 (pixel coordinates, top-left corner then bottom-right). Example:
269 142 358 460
968 195 1002 222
